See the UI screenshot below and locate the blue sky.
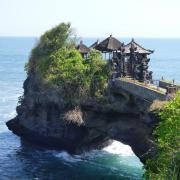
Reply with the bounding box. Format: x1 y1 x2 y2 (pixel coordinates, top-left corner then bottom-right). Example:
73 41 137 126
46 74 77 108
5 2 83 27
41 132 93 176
1 0 180 37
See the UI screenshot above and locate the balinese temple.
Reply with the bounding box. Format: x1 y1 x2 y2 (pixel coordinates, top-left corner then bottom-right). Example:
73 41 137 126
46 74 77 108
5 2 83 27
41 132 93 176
95 35 122 52
122 38 154 82
76 41 90 59
77 36 154 82
123 38 154 55
94 35 123 60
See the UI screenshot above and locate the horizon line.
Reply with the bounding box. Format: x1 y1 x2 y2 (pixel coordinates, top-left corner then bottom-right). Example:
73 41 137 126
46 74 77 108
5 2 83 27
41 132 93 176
1 35 180 39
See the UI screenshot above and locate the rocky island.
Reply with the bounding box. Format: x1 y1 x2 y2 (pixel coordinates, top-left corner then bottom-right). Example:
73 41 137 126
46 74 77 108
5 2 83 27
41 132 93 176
6 23 180 179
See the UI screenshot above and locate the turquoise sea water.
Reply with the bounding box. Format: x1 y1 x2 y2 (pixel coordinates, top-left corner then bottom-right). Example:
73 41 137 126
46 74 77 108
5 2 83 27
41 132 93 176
0 37 180 180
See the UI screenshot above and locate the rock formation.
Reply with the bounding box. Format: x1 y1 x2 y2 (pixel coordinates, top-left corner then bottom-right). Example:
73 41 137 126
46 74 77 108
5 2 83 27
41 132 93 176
6 71 159 163
6 23 161 164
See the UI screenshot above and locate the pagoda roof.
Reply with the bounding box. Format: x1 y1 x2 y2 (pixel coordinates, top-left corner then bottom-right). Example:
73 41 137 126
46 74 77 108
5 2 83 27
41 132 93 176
124 38 154 54
95 35 122 52
76 41 90 54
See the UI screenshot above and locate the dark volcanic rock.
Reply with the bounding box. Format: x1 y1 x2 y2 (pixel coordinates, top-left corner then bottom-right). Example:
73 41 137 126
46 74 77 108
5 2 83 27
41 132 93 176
6 74 159 163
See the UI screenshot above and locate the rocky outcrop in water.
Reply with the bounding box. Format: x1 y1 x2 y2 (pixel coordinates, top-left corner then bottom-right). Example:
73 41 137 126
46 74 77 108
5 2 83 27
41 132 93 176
6 71 160 163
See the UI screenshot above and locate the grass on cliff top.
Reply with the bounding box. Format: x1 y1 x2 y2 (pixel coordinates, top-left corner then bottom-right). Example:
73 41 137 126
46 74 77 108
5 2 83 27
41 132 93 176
25 22 110 105
145 92 180 180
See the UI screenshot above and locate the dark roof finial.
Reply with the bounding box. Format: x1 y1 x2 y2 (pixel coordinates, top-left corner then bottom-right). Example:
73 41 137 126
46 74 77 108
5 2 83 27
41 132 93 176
132 38 135 42
130 41 136 51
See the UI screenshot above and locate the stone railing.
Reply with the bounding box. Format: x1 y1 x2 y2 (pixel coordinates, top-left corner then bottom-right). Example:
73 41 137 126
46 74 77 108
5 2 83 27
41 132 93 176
159 79 180 94
113 78 167 102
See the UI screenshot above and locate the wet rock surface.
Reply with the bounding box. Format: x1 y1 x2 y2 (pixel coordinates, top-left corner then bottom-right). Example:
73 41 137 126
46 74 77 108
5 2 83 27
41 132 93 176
7 74 159 163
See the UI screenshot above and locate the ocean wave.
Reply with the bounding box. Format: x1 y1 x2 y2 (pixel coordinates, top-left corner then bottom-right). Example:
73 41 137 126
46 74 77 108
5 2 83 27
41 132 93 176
103 140 134 156
53 151 82 163
52 140 134 164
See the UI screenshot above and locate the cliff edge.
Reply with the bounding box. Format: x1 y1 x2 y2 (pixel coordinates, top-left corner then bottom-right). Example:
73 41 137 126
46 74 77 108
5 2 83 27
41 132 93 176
6 23 162 163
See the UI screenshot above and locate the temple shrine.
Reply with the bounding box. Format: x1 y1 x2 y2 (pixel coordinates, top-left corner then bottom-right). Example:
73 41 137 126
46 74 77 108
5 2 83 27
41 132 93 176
77 35 154 82
77 35 180 97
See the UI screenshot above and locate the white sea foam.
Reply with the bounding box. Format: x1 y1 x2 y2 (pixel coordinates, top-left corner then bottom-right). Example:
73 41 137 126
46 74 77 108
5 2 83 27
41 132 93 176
53 140 134 164
53 151 82 163
103 140 134 156
1 110 16 120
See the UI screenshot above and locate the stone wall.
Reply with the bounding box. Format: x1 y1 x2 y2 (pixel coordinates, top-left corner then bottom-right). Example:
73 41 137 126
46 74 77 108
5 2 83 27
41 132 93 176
113 79 167 102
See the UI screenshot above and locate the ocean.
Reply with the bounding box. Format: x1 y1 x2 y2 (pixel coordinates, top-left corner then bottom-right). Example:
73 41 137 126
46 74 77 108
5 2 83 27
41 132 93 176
0 37 180 180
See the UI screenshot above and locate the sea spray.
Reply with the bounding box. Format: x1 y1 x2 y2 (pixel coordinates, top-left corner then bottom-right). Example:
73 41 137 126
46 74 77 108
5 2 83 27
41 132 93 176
103 140 134 156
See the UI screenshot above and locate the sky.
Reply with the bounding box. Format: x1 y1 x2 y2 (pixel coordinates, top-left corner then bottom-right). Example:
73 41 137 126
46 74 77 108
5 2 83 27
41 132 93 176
1 0 180 38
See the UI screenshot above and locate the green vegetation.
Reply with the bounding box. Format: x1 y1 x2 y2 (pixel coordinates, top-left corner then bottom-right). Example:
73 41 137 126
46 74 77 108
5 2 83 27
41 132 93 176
25 22 180 178
31 22 73 58
26 22 109 104
145 92 180 180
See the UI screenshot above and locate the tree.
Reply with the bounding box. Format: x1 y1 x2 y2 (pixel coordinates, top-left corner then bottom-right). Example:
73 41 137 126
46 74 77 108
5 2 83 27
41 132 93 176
145 92 180 180
86 50 109 97
26 22 74 74
32 22 73 57
47 48 90 102
26 22 109 105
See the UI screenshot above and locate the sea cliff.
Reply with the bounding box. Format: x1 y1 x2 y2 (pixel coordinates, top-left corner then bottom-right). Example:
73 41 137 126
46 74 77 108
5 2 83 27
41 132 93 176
6 72 161 163
6 23 161 164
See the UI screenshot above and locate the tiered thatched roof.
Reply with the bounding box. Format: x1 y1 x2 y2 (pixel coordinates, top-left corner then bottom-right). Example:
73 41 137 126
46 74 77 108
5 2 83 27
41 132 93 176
76 41 90 54
94 35 122 52
124 38 154 54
